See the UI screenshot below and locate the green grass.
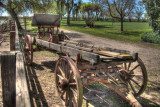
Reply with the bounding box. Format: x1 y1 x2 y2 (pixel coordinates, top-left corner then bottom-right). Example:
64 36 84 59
26 19 152 43
60 19 152 42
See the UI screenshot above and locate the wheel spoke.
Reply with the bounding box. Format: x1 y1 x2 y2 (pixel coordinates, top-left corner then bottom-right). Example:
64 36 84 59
128 81 136 94
69 88 77 107
130 78 141 87
57 74 64 80
61 90 66 98
129 74 143 77
58 66 65 78
65 88 69 106
128 62 131 71
124 62 127 70
130 64 140 72
68 70 73 81
69 82 77 86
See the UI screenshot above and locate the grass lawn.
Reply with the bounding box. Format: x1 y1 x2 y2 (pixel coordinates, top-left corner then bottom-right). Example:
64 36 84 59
61 19 152 42
26 19 152 43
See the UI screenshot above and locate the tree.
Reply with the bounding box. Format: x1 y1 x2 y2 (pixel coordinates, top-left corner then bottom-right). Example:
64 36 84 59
58 0 74 25
90 0 103 21
80 3 100 27
144 0 160 33
73 0 82 21
0 0 53 29
105 0 135 32
56 0 66 20
135 1 144 22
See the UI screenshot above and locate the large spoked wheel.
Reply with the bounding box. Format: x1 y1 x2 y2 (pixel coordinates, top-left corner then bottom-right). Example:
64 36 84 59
55 56 83 107
24 35 33 65
119 57 148 97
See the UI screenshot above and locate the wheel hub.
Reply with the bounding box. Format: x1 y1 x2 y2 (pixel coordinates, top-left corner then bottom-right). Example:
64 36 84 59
59 78 69 90
119 70 131 81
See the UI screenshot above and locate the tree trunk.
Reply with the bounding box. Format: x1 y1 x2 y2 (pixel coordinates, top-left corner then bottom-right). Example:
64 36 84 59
120 18 123 32
76 12 78 21
67 11 70 25
8 9 22 30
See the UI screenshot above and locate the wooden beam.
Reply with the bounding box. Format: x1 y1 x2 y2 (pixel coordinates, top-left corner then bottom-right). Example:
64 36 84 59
36 38 99 64
16 52 31 107
0 51 16 107
62 46 99 64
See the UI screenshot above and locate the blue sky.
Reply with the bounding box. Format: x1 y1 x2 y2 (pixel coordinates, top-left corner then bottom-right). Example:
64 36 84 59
2 0 141 16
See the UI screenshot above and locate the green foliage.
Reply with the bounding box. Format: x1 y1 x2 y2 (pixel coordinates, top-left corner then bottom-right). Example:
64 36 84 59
144 0 160 32
141 32 160 44
80 3 101 27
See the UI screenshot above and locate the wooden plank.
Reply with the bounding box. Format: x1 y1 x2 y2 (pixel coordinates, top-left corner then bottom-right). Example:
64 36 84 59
41 40 49 48
36 39 42 45
0 51 16 107
64 40 137 60
49 42 61 52
62 46 99 64
16 52 31 107
10 31 16 51
96 50 120 56
64 42 134 60
65 43 93 52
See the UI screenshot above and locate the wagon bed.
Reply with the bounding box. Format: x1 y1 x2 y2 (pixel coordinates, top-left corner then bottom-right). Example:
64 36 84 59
35 38 138 64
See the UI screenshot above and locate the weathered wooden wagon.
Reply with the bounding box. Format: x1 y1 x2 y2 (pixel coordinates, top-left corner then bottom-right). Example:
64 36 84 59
24 14 148 107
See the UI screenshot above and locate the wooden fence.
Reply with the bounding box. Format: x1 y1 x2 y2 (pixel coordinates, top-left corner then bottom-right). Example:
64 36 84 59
0 20 31 107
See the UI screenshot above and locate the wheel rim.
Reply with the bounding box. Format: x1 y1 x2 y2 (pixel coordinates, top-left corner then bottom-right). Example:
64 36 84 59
55 56 83 107
24 35 33 65
119 57 148 97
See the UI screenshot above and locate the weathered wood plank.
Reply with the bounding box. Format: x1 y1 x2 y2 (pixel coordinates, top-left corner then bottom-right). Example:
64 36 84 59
36 39 99 64
62 46 99 64
36 38 42 45
41 40 49 48
16 52 31 107
49 42 61 52
64 42 134 60
64 40 137 60
0 51 16 107
10 31 16 51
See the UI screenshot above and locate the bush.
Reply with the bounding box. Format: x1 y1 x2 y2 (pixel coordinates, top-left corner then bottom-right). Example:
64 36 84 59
84 18 95 27
141 32 160 44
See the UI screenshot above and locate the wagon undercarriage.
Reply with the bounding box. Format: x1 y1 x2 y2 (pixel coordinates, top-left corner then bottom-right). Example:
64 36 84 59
24 14 148 107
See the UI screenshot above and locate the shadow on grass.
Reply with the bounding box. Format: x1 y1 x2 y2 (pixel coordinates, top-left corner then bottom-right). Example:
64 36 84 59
111 31 141 37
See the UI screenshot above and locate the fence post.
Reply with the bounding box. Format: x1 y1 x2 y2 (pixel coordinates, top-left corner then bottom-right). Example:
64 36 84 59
10 21 16 51
0 51 16 107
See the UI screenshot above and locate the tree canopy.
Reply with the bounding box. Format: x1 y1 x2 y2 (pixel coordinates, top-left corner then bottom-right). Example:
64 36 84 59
144 0 160 32
0 0 53 29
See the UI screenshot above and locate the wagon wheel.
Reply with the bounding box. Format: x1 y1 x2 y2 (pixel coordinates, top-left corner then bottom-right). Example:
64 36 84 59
118 57 148 97
24 35 33 65
55 56 83 107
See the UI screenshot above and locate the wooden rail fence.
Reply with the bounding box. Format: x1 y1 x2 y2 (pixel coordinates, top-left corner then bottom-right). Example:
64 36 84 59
0 20 31 107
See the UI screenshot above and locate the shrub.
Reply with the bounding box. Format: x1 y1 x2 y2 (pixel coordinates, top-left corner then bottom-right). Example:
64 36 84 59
141 32 160 44
84 18 95 27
